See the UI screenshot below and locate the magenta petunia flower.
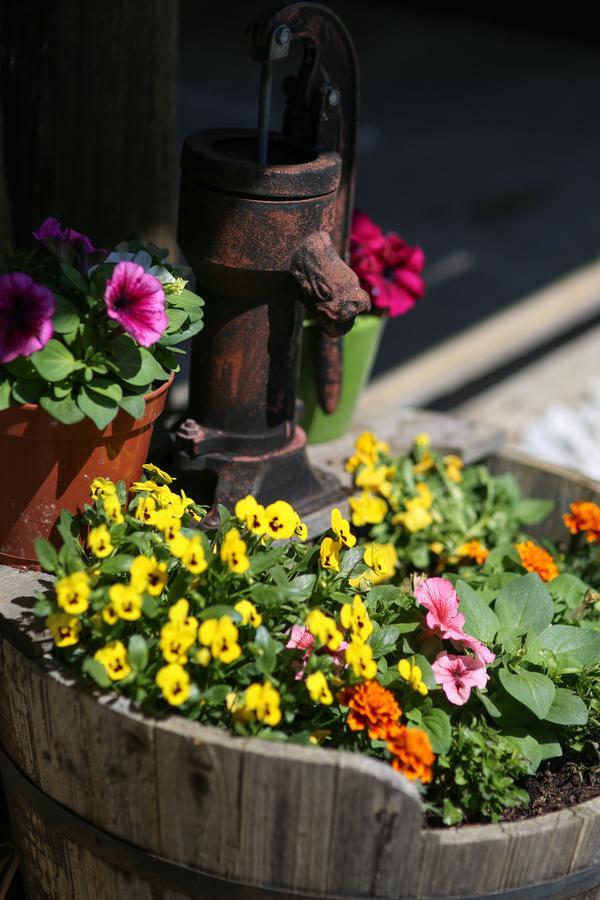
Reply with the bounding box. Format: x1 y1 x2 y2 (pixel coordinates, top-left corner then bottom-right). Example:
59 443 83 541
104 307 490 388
104 261 168 347
0 272 55 364
431 652 489 705
350 209 425 319
416 577 466 641
451 632 496 666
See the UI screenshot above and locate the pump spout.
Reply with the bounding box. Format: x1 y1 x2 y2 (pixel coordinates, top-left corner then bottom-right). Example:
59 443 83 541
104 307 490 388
289 230 370 338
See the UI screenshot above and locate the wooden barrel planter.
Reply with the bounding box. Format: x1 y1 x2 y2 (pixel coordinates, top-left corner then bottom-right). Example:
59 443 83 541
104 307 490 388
1 447 599 900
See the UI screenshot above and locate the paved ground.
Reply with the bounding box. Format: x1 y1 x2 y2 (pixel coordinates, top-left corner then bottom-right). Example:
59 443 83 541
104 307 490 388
178 1 600 377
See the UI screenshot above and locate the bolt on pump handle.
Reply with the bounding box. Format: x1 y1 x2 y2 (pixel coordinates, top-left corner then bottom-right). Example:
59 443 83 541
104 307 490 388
249 4 369 415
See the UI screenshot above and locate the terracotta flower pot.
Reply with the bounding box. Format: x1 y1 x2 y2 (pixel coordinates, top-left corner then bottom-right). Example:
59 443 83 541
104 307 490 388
0 374 173 568
298 314 385 444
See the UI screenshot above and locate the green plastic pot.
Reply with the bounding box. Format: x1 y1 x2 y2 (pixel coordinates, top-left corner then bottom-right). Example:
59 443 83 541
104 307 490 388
298 314 385 444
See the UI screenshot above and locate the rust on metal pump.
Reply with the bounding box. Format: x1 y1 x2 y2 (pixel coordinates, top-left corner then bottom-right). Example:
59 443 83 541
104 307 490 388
172 2 370 525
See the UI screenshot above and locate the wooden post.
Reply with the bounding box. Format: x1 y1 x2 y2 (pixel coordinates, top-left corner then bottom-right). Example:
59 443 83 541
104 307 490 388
0 0 178 253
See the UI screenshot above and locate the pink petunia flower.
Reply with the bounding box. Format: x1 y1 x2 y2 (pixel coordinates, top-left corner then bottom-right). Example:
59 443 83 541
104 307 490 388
452 632 496 666
285 624 348 680
0 272 55 364
350 209 425 319
104 261 168 347
33 217 106 273
431 651 489 705
416 577 466 641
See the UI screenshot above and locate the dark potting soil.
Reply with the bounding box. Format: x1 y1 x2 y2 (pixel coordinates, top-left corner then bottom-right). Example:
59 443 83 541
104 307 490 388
501 760 600 823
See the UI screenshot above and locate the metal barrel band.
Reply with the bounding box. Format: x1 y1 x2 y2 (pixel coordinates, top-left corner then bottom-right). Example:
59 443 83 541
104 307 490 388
2 742 600 900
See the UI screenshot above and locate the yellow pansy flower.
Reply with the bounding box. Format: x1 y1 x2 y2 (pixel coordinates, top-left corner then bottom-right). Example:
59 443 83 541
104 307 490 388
414 433 430 448
367 543 398 584
320 536 342 572
340 594 373 641
235 495 268 535
165 488 196 518
168 599 198 634
198 615 242 663
398 658 428 695
56 571 90 615
47 612 81 647
306 671 333 705
345 636 377 680
154 510 181 541
94 640 131 681
182 536 208 574
413 453 434 475
294 515 308 541
394 503 433 533
135 495 157 525
142 463 175 484
220 528 249 574
87 524 113 558
130 479 161 495
415 482 433 508
234 599 262 628
331 507 356 548
196 647 211 666
305 609 343 651
129 555 167 595
168 532 190 560
89 476 117 500
429 541 445 556
354 464 394 498
348 492 388 527
102 604 118 626
155 663 190 706
160 621 196 664
264 500 298 540
244 681 282 726
444 454 464 483
103 494 124 524
108 583 143 621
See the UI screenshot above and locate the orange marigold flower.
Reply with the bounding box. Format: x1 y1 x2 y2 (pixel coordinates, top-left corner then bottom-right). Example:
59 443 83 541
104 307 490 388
515 540 558 582
456 540 489 565
563 502 600 544
386 724 435 784
338 681 402 740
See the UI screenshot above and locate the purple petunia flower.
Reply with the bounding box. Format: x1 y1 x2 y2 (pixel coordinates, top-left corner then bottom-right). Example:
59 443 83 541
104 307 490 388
33 216 98 256
104 261 168 347
0 272 55 364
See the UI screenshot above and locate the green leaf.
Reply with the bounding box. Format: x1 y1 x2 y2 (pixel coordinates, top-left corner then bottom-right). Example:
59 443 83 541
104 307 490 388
199 605 242 622
548 574 590 609
119 393 146 420
30 339 77 381
87 377 123 402
52 295 80 333
60 263 88 294
165 308 188 333
82 657 112 688
125 347 168 387
494 573 554 635
11 378 43 404
168 288 204 310
368 623 403 658
107 334 143 381
157 316 203 346
201 684 231 705
411 653 437 689
34 596 53 617
537 625 600 670
142 595 160 618
253 625 281 676
544 688 588 726
0 379 10 410
128 635 149 672
514 498 554 525
99 554 135 576
498 666 555 719
77 386 119 430
455 580 499 643
339 546 364 577
40 394 85 424
420 708 452 754
34 538 58 573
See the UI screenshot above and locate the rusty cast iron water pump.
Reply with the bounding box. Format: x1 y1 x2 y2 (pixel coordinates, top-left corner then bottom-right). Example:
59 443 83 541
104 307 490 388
172 2 370 525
